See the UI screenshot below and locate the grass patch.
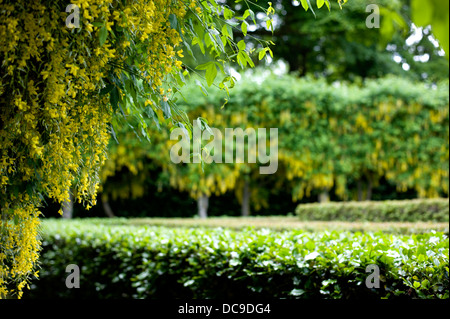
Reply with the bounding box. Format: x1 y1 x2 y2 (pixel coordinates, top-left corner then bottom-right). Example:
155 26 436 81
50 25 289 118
47 216 449 234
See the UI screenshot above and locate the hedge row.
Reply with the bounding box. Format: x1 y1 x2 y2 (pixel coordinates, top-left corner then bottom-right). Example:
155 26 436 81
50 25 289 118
26 220 449 299
296 198 449 222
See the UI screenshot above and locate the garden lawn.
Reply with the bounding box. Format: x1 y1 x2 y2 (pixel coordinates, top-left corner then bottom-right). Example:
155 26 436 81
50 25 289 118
59 216 449 234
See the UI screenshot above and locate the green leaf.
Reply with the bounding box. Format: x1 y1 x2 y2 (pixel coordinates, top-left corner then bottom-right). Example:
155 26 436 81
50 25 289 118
221 24 229 38
258 48 267 61
168 13 178 29
244 51 255 68
317 0 325 9
161 100 171 118
92 21 104 27
266 19 272 31
411 0 432 26
195 79 208 96
204 32 214 49
300 0 309 11
237 40 246 51
306 0 316 17
290 289 306 296
226 24 234 40
224 7 234 20
431 20 449 56
305 251 319 261
237 51 247 68
241 21 248 36
175 70 186 86
192 37 205 55
193 20 206 54
99 25 108 46
183 38 195 59
248 9 256 24
124 79 137 104
205 63 218 87
196 61 214 71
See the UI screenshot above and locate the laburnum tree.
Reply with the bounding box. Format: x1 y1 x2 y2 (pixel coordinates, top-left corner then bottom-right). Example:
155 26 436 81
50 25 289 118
0 0 276 299
100 74 448 219
204 74 449 205
0 0 349 299
99 114 241 219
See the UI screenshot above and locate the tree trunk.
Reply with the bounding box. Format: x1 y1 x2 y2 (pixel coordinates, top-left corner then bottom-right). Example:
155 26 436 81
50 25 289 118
241 180 250 216
357 179 364 201
197 194 209 219
62 192 73 219
102 197 115 218
318 189 330 203
366 178 373 201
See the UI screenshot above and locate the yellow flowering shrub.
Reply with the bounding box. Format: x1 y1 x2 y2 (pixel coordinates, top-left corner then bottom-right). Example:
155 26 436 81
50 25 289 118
0 0 281 298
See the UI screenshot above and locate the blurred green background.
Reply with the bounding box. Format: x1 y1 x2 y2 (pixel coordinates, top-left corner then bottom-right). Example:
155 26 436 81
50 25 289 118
41 0 448 220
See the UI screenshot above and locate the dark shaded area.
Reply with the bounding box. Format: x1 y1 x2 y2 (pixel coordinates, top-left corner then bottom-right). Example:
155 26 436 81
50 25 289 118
40 175 420 219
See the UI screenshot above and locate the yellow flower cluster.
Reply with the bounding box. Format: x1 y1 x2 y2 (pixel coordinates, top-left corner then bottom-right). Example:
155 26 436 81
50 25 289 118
0 202 41 299
0 0 194 298
99 130 148 201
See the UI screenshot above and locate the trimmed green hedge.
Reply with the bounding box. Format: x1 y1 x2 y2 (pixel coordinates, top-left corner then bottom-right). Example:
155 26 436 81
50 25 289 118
26 220 449 299
296 199 449 222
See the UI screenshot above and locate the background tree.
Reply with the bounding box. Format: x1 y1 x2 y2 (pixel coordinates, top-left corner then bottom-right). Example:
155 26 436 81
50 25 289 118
223 0 448 82
96 73 448 218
